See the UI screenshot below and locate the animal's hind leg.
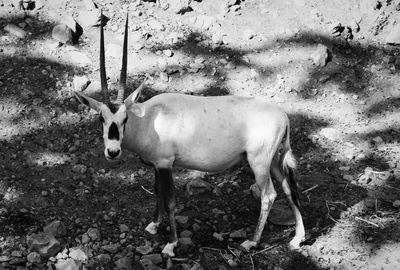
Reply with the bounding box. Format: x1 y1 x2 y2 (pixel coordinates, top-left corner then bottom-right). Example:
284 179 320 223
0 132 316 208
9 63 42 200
145 168 164 235
241 155 277 251
271 159 305 249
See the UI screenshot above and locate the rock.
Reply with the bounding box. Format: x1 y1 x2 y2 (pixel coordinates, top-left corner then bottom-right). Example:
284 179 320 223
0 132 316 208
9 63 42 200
385 24 400 44
229 229 247 239
11 250 22 257
55 248 69 260
27 252 41 264
140 258 163 270
9 257 26 266
180 230 193 238
175 215 189 225
96 253 112 264
163 49 173 57
69 247 88 262
102 243 120 254
27 232 62 258
393 200 400 208
52 24 73 44
0 255 10 262
73 75 90 91
86 228 100 241
167 0 192 13
77 10 101 27
213 232 224 241
68 50 92 66
179 237 194 246
115 256 132 269
311 44 332 67
343 175 354 181
147 19 165 31
141 254 162 264
44 220 67 237
119 224 130 233
4 24 27 38
136 244 153 255
55 258 80 270
186 178 213 195
81 233 90 244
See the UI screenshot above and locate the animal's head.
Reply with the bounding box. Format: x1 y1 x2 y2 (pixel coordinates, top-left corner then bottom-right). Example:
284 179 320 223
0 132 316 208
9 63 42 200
75 12 145 161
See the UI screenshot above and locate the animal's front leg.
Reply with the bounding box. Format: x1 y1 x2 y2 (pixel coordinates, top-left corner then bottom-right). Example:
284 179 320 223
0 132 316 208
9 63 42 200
159 168 178 257
145 168 164 235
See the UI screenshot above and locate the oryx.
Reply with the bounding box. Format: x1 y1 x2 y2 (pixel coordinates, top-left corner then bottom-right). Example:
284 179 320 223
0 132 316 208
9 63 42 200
74 13 305 257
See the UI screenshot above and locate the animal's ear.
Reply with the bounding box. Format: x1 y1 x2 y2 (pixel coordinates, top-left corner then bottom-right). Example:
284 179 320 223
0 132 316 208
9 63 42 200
74 91 103 112
124 80 146 107
129 104 145 117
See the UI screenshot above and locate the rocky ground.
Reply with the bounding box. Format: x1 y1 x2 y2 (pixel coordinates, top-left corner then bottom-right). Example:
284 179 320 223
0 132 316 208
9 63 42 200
0 0 400 269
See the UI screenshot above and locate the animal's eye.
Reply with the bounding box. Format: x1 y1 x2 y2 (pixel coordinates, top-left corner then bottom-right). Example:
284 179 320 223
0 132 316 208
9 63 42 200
99 115 105 123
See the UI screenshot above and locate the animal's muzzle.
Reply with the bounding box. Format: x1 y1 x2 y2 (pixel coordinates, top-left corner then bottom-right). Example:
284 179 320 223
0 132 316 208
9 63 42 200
107 149 121 159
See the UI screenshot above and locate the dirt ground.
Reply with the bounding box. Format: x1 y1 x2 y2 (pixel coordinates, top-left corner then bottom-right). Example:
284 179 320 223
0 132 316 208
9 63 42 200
1 0 400 269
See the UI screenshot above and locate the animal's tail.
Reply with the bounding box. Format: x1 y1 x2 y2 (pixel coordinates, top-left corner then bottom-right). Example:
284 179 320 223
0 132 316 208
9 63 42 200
281 123 301 208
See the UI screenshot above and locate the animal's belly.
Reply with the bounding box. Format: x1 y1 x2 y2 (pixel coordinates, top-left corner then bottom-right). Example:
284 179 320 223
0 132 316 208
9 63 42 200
174 146 245 172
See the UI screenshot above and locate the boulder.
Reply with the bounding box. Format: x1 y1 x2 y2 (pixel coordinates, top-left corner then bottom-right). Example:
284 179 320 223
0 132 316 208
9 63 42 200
27 232 62 258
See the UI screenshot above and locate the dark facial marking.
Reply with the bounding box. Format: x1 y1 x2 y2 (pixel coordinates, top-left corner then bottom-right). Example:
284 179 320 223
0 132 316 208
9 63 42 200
108 122 120 140
99 115 105 123
107 103 118 113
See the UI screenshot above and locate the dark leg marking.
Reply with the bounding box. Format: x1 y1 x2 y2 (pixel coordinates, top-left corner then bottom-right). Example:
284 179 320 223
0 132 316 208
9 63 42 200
158 168 177 244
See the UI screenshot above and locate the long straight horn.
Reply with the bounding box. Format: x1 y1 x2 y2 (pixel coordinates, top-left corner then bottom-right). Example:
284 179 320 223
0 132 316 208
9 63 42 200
116 13 129 104
99 10 110 103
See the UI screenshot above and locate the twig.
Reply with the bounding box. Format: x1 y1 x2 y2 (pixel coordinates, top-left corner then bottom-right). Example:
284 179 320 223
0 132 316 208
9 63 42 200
141 185 155 196
249 254 255 270
302 185 318 194
251 243 280 256
355 216 380 228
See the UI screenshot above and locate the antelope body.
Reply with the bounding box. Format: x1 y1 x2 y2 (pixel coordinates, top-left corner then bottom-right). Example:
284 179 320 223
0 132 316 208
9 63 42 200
75 13 305 257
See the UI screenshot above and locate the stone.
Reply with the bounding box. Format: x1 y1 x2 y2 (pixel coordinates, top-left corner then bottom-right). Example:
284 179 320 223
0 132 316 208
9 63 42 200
180 230 193 238
55 258 79 270
135 244 153 255
163 49 173 57
27 252 41 264
52 24 73 44
393 200 400 208
11 250 22 257
120 224 130 233
87 228 100 241
27 232 62 258
167 0 192 13
69 247 88 262
229 229 247 239
141 254 162 264
0 255 10 262
9 257 26 266
175 215 189 225
96 253 112 263
81 233 90 244
77 10 101 27
186 178 213 195
44 220 67 237
102 243 120 254
115 256 132 269
311 44 332 67
319 127 341 141
4 24 27 38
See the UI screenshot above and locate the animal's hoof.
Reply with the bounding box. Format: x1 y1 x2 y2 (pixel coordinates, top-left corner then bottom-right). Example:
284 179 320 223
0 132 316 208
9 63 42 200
240 240 258 251
289 237 304 250
144 222 159 235
161 241 178 257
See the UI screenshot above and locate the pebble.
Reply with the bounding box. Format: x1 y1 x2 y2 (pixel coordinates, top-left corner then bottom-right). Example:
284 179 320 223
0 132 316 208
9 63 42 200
27 252 41 264
69 247 88 261
115 257 132 269
141 254 162 264
393 200 400 208
163 49 173 57
311 44 332 67
87 228 100 241
119 224 130 233
4 24 27 38
229 228 247 239
96 253 112 263
51 24 73 44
